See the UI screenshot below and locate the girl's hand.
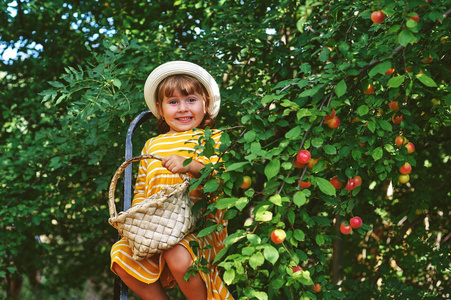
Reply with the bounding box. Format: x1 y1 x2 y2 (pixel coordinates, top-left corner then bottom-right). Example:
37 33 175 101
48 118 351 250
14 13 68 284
161 155 204 178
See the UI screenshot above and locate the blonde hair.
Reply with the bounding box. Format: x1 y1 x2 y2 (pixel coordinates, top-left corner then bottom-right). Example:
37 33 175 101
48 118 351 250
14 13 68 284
155 75 215 133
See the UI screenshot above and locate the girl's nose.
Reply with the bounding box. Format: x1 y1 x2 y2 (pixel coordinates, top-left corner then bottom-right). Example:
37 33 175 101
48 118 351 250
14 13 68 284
178 101 188 112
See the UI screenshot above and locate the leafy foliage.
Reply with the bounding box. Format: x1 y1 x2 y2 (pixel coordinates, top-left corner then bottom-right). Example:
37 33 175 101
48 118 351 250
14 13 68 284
1 0 450 299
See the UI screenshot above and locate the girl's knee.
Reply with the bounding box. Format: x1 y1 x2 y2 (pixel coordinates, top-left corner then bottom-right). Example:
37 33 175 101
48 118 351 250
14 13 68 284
163 245 193 276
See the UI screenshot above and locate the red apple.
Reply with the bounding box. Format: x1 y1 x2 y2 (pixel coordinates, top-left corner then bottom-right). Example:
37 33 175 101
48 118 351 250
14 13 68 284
330 177 344 189
271 229 287 244
324 108 336 124
398 174 410 184
371 11 386 24
405 142 415 154
294 160 306 169
241 176 252 189
307 158 319 170
340 223 352 235
364 83 375 95
399 162 412 175
300 181 311 189
385 68 395 75
312 283 322 293
327 116 341 129
395 135 407 147
353 175 362 188
292 266 303 273
296 150 311 164
392 114 403 124
410 12 420 22
389 101 399 111
344 178 356 191
421 55 433 63
350 216 363 229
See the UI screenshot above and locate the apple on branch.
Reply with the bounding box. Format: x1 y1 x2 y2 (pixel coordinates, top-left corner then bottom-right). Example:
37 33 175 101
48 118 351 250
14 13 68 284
371 11 385 24
327 116 341 129
385 68 395 75
350 216 363 229
312 283 322 293
405 142 415 154
399 162 412 175
340 223 352 235
344 178 356 191
395 135 408 147
389 101 399 111
398 174 410 184
364 83 375 95
296 149 311 165
353 175 362 188
271 229 286 244
240 176 252 189
330 177 344 189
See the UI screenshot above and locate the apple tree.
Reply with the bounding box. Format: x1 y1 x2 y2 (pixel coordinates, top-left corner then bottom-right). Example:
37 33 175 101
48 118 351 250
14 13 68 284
1 0 450 298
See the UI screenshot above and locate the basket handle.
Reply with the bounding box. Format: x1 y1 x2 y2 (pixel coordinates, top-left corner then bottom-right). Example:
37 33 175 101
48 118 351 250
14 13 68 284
108 154 191 219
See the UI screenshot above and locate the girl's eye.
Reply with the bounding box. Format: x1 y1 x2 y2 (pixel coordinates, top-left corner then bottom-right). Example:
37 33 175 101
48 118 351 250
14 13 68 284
168 99 178 104
188 97 197 102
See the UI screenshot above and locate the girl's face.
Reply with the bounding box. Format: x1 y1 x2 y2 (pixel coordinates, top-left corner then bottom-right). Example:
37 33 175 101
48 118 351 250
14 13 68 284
157 88 207 133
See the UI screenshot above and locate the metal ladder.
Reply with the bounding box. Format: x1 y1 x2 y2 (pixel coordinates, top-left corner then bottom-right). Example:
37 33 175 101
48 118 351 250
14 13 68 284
113 110 153 300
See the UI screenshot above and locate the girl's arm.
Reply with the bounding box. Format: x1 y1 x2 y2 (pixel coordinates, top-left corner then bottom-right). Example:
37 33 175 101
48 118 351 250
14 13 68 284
161 154 204 178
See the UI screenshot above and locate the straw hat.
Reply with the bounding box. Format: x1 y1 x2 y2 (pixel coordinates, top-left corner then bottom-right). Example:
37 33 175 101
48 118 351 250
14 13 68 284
144 61 221 119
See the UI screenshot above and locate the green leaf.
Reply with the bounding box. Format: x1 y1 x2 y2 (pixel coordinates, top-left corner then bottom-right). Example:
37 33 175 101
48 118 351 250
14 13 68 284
398 29 416 47
293 191 307 207
204 178 220 193
249 252 265 270
297 108 312 120
112 78 121 88
334 80 347 98
285 126 303 139
269 194 283 206
247 234 261 245
223 268 235 285
357 105 369 116
293 229 305 241
372 147 383 161
265 159 280 180
369 61 391 77
299 84 324 97
215 197 239 210
48 81 65 88
379 120 392 131
311 137 323 148
197 225 217 238
226 162 249 171
323 145 337 155
416 74 437 87
315 234 325 246
263 245 279 264
388 75 405 88
315 177 336 196
367 121 376 133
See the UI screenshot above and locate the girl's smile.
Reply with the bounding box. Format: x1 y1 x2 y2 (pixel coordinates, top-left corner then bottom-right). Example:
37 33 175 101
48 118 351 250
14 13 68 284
157 88 206 133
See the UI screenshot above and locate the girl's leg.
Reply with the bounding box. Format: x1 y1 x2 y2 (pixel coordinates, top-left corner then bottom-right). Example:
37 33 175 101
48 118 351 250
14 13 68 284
112 262 169 300
163 245 207 300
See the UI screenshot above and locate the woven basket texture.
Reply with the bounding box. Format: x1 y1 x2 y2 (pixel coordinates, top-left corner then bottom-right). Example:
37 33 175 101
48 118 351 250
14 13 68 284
108 154 199 261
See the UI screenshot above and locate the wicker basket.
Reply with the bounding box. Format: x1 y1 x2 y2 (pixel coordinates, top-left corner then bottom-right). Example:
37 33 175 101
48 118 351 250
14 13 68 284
108 154 199 261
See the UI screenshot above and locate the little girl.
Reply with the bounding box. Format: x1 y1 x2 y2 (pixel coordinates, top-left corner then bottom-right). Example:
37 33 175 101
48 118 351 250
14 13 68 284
110 61 233 300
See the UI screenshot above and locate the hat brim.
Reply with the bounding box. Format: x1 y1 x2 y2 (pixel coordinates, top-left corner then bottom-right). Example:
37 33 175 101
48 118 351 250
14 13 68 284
144 61 221 119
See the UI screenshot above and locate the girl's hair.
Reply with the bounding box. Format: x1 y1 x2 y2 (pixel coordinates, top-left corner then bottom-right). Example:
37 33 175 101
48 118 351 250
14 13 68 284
155 74 215 133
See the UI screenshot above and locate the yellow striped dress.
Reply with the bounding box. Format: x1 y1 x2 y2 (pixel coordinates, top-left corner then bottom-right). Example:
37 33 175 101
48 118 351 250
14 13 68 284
110 129 233 299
